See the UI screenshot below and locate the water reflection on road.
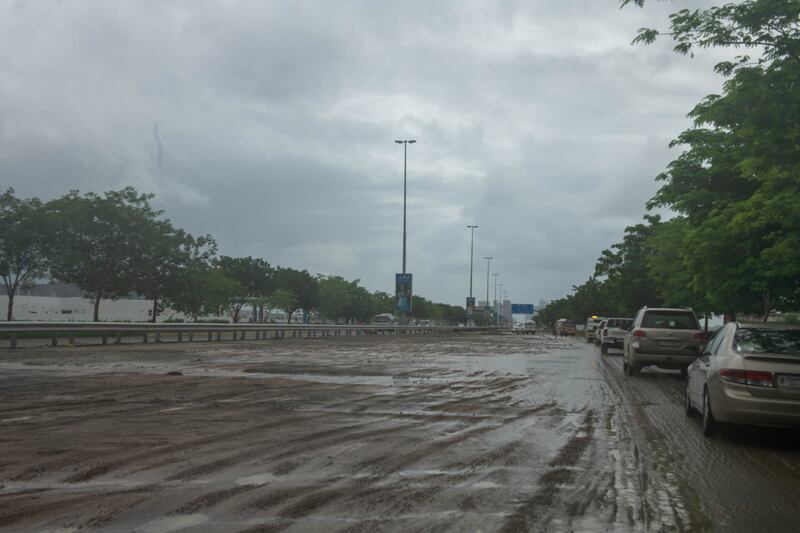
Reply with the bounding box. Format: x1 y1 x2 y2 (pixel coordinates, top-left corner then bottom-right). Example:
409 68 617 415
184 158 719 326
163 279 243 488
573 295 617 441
0 332 799 532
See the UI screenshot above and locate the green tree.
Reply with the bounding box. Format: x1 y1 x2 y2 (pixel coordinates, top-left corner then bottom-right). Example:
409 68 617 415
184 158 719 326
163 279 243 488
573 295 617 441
594 216 662 316
134 220 216 323
627 0 800 318
45 187 160 321
216 256 274 322
164 266 241 321
623 1 800 71
271 288 299 322
0 189 49 321
645 218 712 314
273 267 319 322
318 276 353 322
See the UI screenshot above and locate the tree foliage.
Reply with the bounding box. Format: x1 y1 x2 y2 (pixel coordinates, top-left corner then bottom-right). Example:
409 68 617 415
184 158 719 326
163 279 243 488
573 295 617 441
537 1 800 324
0 189 48 320
45 187 161 321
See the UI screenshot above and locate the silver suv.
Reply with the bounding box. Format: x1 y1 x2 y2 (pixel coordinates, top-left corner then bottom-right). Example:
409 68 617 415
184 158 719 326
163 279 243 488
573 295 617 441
623 307 706 376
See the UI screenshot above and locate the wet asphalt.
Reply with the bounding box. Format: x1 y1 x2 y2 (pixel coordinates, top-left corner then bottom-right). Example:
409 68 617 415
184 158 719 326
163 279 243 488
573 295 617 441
0 332 799 532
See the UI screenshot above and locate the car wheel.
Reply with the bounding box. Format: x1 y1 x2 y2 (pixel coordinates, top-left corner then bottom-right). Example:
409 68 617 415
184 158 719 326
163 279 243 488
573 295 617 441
601 344 608 355
629 363 640 376
685 382 693 416
680 366 688 378
702 388 717 436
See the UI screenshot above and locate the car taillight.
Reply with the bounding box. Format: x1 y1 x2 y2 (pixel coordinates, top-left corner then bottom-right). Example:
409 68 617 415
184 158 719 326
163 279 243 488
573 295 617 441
693 332 707 342
720 368 774 387
632 329 646 338
603 328 609 336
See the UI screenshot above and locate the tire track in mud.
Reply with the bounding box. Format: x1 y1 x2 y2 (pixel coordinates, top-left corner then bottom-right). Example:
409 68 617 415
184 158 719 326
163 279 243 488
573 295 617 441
0 487 152 530
166 419 423 481
234 400 562 532
54 414 323 484
499 409 596 533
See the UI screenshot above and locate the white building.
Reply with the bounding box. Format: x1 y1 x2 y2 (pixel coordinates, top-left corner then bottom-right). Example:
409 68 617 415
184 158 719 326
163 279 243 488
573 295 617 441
1 294 195 322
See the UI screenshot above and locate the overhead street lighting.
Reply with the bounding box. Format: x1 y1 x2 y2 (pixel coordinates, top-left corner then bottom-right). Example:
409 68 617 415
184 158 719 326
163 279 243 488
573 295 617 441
484 256 492 310
493 273 499 324
395 139 416 274
467 225 478 298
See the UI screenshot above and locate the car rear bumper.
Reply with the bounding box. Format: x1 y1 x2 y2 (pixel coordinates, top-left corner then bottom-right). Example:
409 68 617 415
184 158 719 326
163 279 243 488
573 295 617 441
602 338 625 348
629 351 698 369
713 384 800 426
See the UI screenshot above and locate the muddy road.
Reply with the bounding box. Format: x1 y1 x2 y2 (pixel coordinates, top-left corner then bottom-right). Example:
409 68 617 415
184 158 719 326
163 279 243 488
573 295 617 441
1 333 799 532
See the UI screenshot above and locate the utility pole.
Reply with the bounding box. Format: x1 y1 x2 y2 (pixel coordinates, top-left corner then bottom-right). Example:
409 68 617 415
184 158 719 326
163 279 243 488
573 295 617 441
484 256 492 322
467 225 478 298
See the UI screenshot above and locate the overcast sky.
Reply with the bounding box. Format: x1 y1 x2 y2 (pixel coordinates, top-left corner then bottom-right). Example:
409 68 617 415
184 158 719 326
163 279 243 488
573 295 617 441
1 0 728 307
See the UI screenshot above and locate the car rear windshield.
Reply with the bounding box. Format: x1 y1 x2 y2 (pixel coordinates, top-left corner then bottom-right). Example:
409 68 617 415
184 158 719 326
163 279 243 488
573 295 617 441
734 329 800 356
641 311 698 330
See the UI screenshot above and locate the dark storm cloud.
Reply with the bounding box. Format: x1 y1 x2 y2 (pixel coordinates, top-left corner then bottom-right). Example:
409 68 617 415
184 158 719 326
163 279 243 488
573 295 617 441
0 0 727 305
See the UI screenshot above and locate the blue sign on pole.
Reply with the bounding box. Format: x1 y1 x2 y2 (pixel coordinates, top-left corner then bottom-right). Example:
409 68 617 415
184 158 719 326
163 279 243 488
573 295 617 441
511 304 535 314
395 273 413 312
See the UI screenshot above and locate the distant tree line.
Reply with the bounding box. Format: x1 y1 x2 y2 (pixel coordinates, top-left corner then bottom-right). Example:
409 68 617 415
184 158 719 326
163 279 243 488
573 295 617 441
0 187 464 323
538 1 800 327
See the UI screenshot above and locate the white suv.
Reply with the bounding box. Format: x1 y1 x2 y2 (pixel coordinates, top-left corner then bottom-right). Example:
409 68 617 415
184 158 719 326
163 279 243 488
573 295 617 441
600 317 633 355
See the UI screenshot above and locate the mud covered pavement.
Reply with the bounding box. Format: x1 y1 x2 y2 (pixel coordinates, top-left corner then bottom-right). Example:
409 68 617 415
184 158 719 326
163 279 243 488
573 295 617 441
2 333 800 532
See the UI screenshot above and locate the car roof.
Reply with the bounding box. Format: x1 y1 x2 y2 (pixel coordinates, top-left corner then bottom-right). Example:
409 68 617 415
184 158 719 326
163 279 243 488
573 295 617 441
736 322 800 330
606 317 632 320
642 307 695 312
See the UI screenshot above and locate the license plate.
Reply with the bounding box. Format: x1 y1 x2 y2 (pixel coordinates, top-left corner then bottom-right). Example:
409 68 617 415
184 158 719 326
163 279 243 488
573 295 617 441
777 375 800 388
659 340 681 347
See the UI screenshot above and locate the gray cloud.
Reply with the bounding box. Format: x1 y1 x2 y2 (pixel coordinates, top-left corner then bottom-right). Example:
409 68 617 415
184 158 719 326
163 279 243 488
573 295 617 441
0 0 727 306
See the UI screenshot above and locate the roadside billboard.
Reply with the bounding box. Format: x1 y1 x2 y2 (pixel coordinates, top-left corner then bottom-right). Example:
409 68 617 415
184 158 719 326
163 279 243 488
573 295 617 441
395 273 413 312
465 296 475 320
511 304 535 315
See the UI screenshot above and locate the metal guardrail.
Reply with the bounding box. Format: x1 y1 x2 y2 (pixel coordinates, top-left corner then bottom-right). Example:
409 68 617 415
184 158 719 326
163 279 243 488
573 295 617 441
0 321 492 349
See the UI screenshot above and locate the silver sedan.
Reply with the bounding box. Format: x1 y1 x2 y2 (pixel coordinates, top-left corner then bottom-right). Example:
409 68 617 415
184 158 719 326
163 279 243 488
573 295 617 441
686 322 800 436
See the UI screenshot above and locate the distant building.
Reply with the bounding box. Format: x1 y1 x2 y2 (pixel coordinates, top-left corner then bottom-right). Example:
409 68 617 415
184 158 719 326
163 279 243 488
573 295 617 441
0 294 186 322
502 299 512 322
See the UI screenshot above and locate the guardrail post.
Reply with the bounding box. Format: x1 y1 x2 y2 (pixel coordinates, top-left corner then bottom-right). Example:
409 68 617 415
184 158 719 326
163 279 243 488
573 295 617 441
155 332 161 343
51 334 58 347
68 333 75 346
102 333 108 345
10 333 17 350
188 331 194 342
143 332 148 343
216 331 221 341
177 331 183 343
115 331 121 344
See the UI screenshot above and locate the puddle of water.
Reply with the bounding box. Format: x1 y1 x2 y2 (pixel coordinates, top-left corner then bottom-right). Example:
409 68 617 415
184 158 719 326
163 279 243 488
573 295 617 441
471 481 501 489
136 514 208 533
235 472 276 486
1 416 32 423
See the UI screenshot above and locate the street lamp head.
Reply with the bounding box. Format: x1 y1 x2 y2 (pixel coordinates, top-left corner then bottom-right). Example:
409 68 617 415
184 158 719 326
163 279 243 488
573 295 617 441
467 225 479 229
408 140 416 144
485 256 492 260
395 140 404 144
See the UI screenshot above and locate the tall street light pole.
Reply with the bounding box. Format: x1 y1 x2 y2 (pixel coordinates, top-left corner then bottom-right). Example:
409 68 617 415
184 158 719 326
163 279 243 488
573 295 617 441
493 273 499 322
484 256 492 309
467 225 478 297
395 139 416 273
